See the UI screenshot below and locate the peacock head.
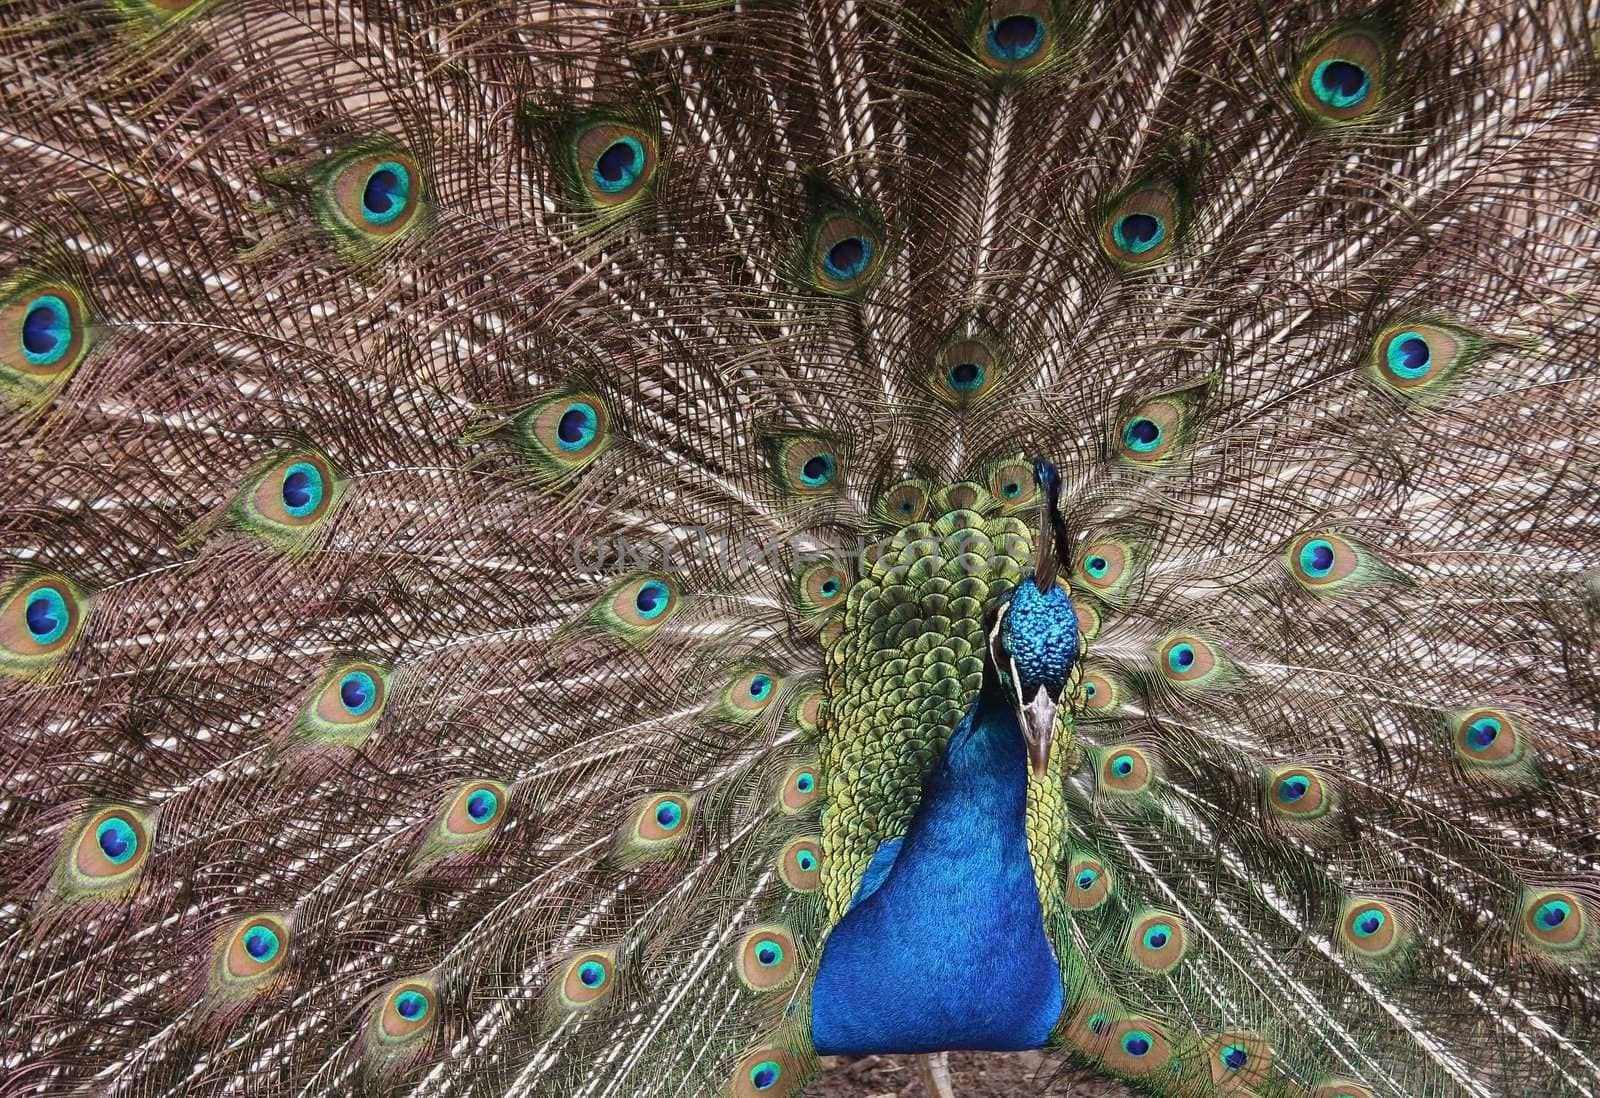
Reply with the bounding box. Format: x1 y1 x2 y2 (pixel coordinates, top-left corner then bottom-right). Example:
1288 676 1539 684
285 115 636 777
988 459 1080 777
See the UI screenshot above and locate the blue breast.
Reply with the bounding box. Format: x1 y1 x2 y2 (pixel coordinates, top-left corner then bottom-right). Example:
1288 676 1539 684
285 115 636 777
810 687 1064 1054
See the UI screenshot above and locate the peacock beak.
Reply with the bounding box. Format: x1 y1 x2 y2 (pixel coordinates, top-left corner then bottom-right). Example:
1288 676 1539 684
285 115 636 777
1016 681 1057 778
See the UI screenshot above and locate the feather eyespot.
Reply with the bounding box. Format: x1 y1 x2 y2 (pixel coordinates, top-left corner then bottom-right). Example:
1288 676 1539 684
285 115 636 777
771 437 843 497
808 214 883 294
1370 322 1471 396
722 667 783 716
1449 707 1529 770
325 150 426 244
1297 30 1390 124
1126 910 1188 972
1203 1032 1271 1089
77 807 150 880
737 926 797 991
986 459 1039 511
1338 898 1403 961
221 913 291 982
1065 854 1111 911
299 662 389 745
779 837 822 891
376 979 436 1041
574 122 658 207
1266 766 1332 820
1 574 87 677
1157 633 1224 688
1101 186 1180 267
1520 889 1590 954
597 574 681 639
516 391 611 475
633 793 692 844
791 689 825 734
1116 400 1186 462
442 780 508 839
972 1 1055 72
780 764 820 813
559 949 616 1008
1071 597 1101 643
796 563 849 614
931 337 1002 405
731 1047 803 1097
1311 1080 1376 1098
231 451 343 549
1063 998 1118 1055
876 480 931 526
1104 1018 1173 1076
1098 745 1154 796
3 278 91 396
1078 669 1120 714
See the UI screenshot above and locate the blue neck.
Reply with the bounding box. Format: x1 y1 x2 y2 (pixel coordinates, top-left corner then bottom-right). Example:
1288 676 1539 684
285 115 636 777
810 679 1063 1054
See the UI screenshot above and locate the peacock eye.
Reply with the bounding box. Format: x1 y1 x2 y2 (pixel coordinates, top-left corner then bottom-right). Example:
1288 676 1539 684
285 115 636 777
808 214 883 294
560 949 617 1007
1370 322 1469 395
772 436 844 497
972 1 1055 72
1296 29 1389 124
750 1060 782 1089
556 402 600 451
1311 59 1371 109
301 661 389 744
573 122 658 208
1122 1031 1152 1056
21 295 73 366
1101 185 1181 266
3 278 93 395
987 15 1043 62
737 926 798 990
327 150 425 242
779 836 823 892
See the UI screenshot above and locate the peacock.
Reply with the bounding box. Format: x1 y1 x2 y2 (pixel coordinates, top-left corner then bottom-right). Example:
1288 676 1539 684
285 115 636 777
2 1 1598 1097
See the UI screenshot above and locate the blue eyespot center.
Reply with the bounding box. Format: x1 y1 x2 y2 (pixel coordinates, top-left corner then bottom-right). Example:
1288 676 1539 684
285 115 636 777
243 925 281 962
796 850 818 871
1113 212 1166 255
1075 869 1098 890
1084 682 1098 698
593 137 644 193
1386 331 1432 378
1313 59 1372 109
1280 775 1310 802
820 577 841 597
1123 417 1162 453
795 772 816 794
822 236 871 281
1001 480 1022 498
1168 643 1196 672
394 989 428 1021
96 817 139 865
1537 900 1571 929
987 15 1044 61
1088 1013 1108 1034
22 295 72 366
578 960 606 987
280 462 325 518
1222 1044 1248 1071
948 361 985 391
750 1060 782 1089
1086 555 1109 577
466 789 498 823
556 402 600 452
361 162 411 226
1467 717 1501 750
24 587 69 645
634 579 670 619
1142 925 1172 950
1354 910 1386 937
655 800 683 830
1111 754 1135 777
1300 538 1336 577
755 940 785 967
339 670 377 716
1122 1031 1152 1057
748 674 773 701
799 452 835 488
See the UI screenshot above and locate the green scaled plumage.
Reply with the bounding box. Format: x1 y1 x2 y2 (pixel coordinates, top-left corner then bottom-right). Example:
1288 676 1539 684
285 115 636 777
1 2 1597 1097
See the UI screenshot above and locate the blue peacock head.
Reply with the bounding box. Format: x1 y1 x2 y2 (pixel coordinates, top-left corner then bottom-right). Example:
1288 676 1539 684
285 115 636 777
988 459 1080 776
